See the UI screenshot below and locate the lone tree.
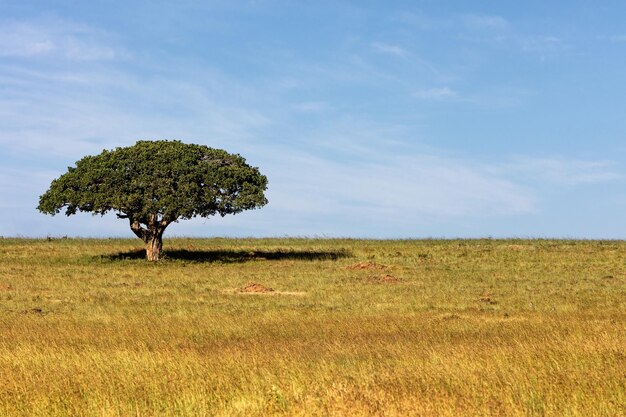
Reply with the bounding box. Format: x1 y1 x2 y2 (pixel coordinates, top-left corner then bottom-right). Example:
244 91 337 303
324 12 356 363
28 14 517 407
38 140 268 261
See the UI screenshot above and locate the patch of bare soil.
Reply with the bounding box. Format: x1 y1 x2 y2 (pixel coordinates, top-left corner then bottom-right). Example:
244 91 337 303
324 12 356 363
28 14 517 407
497 244 535 251
479 291 498 304
22 307 45 315
0 284 12 291
240 282 274 293
601 274 622 281
441 313 462 321
376 274 401 284
345 261 388 270
223 284 305 296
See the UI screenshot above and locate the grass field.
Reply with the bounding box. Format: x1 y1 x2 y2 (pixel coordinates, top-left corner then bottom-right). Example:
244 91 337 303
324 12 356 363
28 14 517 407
0 237 624 416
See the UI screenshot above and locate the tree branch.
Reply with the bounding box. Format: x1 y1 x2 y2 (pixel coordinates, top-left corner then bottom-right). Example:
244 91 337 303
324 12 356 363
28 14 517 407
129 218 148 242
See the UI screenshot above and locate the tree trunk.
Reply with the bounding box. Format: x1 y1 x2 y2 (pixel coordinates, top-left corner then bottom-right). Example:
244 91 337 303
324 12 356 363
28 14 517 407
128 215 170 261
145 232 163 261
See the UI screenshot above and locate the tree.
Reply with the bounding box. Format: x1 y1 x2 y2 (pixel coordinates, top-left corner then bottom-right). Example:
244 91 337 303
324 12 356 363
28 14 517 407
38 140 268 261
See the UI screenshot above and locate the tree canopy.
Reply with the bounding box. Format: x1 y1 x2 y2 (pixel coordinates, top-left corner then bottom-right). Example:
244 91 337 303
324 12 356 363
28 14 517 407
38 140 268 260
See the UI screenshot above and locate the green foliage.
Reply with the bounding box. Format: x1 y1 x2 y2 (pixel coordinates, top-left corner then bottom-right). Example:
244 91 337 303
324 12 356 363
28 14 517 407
38 140 268 227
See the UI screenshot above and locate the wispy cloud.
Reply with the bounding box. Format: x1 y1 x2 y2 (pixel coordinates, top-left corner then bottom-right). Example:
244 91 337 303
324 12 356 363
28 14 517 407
400 12 565 58
292 101 331 113
500 157 622 185
412 87 458 101
457 31 566 56
370 42 407 56
461 14 510 31
395 12 510 33
518 35 563 53
227 143 538 238
0 64 270 159
0 17 122 60
248 117 539 226
596 34 626 43
411 84 533 108
270 152 535 218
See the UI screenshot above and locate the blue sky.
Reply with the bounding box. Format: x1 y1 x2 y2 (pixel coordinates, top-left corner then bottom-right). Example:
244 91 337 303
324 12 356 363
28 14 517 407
1 1 626 238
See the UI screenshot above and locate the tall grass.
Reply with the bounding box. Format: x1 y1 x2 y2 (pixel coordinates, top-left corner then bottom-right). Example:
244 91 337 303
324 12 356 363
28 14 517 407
0 238 624 416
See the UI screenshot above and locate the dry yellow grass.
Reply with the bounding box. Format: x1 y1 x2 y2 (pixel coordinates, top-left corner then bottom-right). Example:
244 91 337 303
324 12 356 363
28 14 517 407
0 238 624 416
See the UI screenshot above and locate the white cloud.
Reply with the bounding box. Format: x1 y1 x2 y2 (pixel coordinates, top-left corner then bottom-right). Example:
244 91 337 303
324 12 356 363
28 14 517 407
596 34 626 43
411 85 532 108
292 101 330 113
413 87 458 101
370 42 407 56
462 14 510 31
0 18 122 60
189 143 535 238
500 157 622 185
518 35 563 53
0 64 270 159
395 12 510 32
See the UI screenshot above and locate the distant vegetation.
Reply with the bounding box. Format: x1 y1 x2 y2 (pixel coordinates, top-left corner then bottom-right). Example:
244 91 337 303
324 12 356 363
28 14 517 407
0 238 624 416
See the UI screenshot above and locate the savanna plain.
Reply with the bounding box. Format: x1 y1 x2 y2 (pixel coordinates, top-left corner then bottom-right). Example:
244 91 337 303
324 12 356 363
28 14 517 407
0 237 624 416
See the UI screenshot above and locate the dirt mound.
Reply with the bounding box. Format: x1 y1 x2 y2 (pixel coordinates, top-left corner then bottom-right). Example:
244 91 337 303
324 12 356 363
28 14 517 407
240 282 274 293
345 261 388 270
